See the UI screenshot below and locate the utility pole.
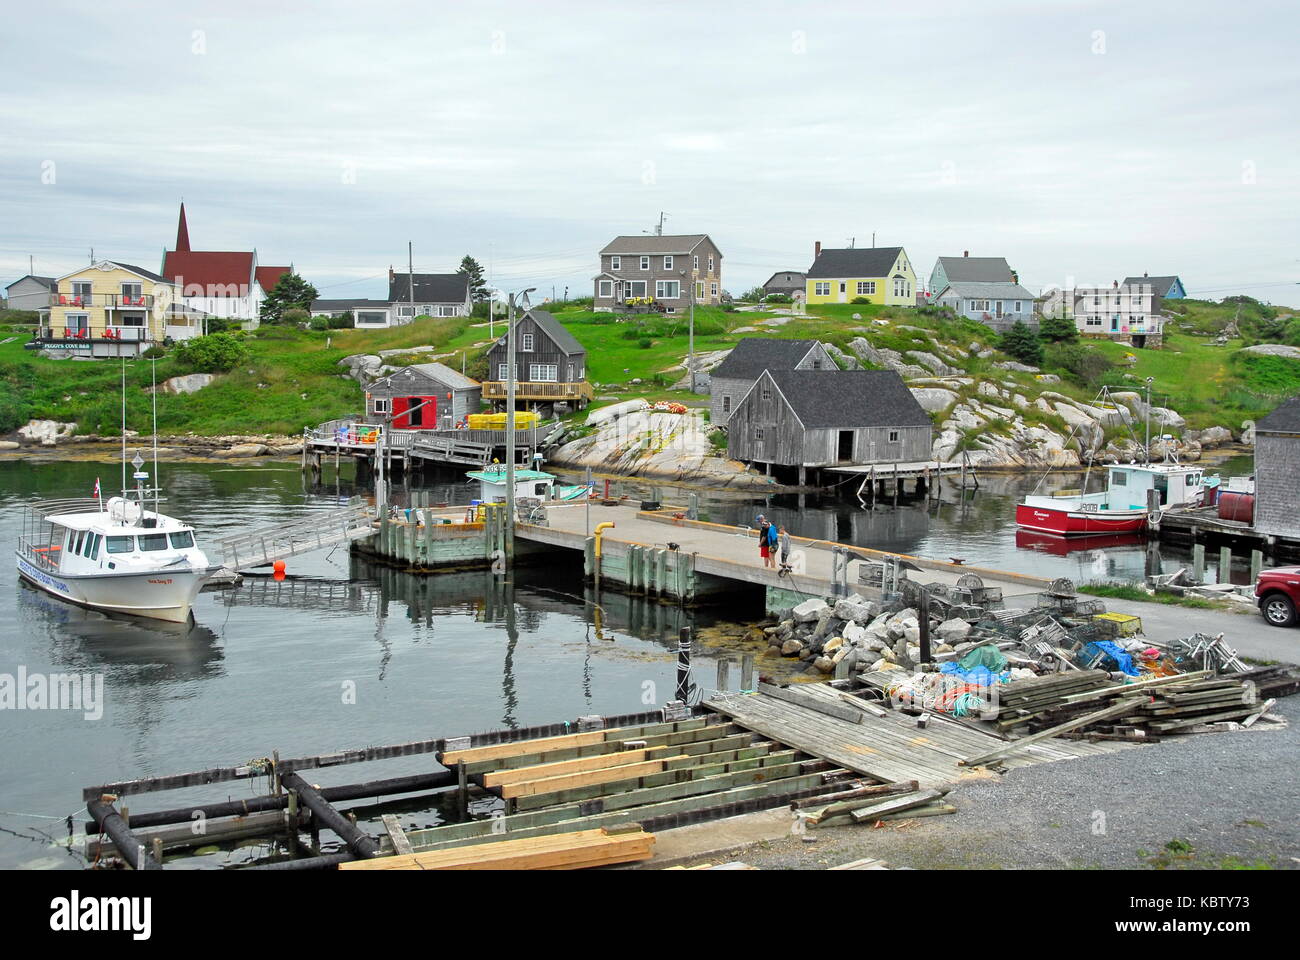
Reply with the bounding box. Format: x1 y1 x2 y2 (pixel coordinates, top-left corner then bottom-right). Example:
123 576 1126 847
1144 376 1153 464
655 211 666 236
408 242 415 318
504 287 536 565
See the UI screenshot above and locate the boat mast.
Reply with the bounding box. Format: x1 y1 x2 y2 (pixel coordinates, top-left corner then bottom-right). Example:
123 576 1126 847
1144 376 1153 465
152 358 161 514
120 357 127 498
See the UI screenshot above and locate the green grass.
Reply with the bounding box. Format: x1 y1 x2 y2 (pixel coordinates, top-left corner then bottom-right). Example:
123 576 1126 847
1079 582 1219 609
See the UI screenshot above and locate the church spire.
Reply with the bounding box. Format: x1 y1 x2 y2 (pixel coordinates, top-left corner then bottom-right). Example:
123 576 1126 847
175 202 190 252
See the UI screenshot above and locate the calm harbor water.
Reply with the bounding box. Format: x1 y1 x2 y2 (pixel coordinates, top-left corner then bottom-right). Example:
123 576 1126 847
0 453 1251 869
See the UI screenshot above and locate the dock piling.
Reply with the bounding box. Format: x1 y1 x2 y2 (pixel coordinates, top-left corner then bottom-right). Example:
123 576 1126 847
1193 543 1205 582
1219 546 1232 584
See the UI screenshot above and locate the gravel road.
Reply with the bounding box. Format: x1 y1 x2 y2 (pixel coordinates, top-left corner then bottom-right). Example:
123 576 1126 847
723 696 1299 870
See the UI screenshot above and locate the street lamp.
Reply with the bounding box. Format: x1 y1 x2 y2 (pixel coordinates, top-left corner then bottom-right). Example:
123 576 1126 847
504 287 535 564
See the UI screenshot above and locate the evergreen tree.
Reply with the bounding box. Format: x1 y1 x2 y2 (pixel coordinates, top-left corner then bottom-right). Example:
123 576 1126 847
457 255 488 302
260 272 318 324
999 319 1044 365
1038 313 1079 343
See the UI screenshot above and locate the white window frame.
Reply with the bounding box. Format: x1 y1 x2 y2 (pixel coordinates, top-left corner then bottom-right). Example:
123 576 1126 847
437 305 458 317
655 280 680 299
710 282 718 297
708 256 714 273
373 398 391 414
664 255 674 270
522 333 534 352
640 256 649 271
693 255 699 270
888 429 900 443
498 363 510 381
814 282 831 296
65 312 89 332
598 280 613 298
397 305 416 318
856 281 875 295
611 256 621 270
722 395 731 413
529 363 558 382
626 279 647 298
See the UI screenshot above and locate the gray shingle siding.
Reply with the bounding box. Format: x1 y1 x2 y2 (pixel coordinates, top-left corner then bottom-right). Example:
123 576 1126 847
366 364 483 426
709 340 834 426
1254 400 1300 540
485 310 586 383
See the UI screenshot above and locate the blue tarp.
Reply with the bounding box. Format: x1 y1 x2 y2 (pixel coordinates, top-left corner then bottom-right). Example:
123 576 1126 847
1082 640 1140 676
938 662 1010 686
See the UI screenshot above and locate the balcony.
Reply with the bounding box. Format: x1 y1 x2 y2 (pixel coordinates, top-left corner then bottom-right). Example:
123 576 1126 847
37 325 152 343
49 292 154 308
481 380 594 402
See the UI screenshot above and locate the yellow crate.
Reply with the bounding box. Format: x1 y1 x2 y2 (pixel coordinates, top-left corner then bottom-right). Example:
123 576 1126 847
1092 612 1143 636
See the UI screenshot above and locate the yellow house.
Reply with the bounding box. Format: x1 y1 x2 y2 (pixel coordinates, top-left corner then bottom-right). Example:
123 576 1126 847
804 244 917 306
43 261 177 357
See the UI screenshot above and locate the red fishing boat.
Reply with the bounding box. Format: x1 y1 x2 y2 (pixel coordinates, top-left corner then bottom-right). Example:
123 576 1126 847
1016 462 1207 535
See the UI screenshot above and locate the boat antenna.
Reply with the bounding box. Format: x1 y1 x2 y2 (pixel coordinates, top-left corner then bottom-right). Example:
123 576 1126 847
120 356 127 498
152 357 160 514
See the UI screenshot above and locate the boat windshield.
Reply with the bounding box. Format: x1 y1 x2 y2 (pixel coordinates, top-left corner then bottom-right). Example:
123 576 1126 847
169 531 194 549
138 533 169 552
106 536 135 554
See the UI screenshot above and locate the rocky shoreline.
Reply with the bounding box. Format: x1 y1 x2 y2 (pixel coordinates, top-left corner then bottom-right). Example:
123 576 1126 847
0 420 303 461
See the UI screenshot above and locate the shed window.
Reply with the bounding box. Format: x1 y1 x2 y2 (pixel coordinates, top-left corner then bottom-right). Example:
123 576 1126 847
722 395 731 413
373 398 390 413
888 430 900 443
753 427 765 441
761 385 772 401
522 333 534 352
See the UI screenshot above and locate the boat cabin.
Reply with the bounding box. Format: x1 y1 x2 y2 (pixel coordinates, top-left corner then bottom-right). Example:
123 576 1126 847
467 467 557 502
1104 464 1204 510
20 497 206 578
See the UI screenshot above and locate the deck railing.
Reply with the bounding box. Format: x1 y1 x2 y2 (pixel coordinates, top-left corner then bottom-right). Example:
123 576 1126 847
481 380 593 401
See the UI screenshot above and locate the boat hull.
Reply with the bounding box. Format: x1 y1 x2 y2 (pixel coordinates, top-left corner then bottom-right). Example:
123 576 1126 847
16 555 215 623
1014 503 1149 536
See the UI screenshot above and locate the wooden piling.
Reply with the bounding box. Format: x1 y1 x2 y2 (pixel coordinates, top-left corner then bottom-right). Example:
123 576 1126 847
1219 546 1232 584
280 773 381 859
1193 543 1206 582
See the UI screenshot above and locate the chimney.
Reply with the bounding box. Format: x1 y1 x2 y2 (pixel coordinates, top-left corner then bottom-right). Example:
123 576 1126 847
963 250 969 257
814 241 821 258
1143 271 1149 278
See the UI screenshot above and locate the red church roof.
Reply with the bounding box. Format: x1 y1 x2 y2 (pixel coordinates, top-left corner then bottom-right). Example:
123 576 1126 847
163 250 255 296
255 266 291 294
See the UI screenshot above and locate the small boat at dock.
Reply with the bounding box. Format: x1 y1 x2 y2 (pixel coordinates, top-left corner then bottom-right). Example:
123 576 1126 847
17 495 220 623
1016 461 1209 535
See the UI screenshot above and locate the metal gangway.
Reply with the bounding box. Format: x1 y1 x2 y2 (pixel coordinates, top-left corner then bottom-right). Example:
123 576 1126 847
216 498 376 572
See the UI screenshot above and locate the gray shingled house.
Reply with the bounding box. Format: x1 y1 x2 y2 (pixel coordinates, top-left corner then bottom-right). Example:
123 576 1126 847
4 275 56 315
484 308 591 410
927 253 1015 297
593 234 723 312
1253 396 1300 541
387 268 471 323
709 338 836 426
365 362 482 429
727 368 932 481
932 280 1039 332
762 271 806 300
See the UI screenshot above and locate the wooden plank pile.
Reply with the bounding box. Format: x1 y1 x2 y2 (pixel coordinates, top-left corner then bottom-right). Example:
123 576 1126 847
340 826 654 871
992 670 1114 731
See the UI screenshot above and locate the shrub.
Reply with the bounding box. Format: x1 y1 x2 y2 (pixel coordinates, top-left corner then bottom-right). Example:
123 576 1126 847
282 307 310 327
327 313 354 329
172 332 248 373
309 316 329 331
637 338 652 349
1038 314 1079 343
1044 342 1114 387
999 320 1044 366
763 293 793 304
141 345 166 359
850 296 871 305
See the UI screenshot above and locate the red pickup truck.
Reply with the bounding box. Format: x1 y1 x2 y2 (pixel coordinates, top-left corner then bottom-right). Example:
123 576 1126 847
1256 566 1300 627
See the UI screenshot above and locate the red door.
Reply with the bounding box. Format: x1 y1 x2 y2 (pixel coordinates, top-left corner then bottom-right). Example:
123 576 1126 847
393 396 435 429
391 396 411 429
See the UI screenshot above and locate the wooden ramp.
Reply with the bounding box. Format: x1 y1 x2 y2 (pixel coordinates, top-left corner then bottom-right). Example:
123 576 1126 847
704 684 1133 788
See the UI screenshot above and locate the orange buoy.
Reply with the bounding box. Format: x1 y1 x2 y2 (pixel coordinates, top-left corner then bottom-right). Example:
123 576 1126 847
273 560 286 575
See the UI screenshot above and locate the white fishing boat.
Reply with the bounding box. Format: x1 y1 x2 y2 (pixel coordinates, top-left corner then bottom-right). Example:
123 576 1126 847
14 357 220 623
17 495 220 623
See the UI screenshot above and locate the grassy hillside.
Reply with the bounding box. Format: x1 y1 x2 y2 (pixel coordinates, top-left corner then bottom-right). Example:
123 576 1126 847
2 294 1296 439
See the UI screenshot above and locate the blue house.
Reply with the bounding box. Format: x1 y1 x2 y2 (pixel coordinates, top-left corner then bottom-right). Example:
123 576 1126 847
927 253 1014 300
932 280 1038 332
1123 273 1186 299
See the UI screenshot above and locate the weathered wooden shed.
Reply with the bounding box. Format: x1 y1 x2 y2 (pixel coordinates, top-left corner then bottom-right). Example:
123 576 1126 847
709 338 836 426
1253 395 1300 541
366 362 482 429
727 369 932 477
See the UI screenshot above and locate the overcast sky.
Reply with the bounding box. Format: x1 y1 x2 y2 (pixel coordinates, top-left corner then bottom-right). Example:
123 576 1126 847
2 0 1297 304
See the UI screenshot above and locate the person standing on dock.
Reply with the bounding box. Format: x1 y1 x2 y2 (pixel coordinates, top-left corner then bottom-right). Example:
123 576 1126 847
766 520 779 568
778 525 791 569
757 515 771 566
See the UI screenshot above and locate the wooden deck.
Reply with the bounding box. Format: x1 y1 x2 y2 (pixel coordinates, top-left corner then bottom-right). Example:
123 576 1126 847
705 684 1134 789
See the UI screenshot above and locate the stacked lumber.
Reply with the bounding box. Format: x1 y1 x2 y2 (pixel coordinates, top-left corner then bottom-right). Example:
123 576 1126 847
993 670 1113 730
1117 677 1266 732
340 826 654 871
